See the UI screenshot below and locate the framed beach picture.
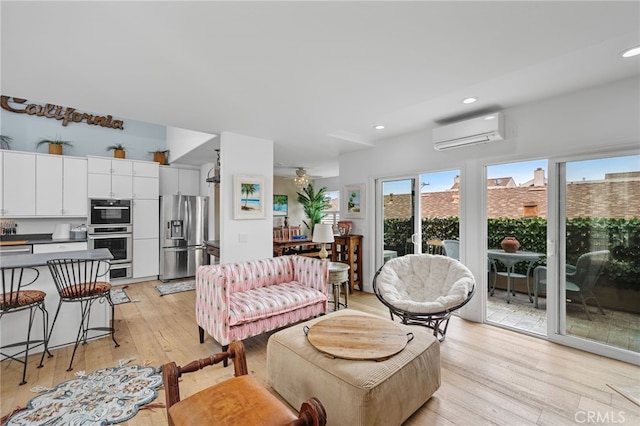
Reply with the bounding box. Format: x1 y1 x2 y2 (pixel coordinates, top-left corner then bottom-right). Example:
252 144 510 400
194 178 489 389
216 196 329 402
273 194 288 216
342 183 365 219
234 175 265 219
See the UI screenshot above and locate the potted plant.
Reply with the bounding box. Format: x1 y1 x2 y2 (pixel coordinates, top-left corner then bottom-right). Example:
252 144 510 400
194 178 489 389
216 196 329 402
107 143 127 159
150 149 169 165
0 134 12 150
36 136 73 155
297 183 331 235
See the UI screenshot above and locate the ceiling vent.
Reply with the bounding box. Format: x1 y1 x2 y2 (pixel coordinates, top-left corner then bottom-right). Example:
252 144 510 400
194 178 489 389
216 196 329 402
433 112 504 151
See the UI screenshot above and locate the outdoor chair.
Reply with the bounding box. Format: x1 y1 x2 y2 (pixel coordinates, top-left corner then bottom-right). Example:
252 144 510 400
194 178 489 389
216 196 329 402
46 258 119 371
533 250 609 320
163 340 327 426
1 266 52 385
441 240 459 260
373 254 475 341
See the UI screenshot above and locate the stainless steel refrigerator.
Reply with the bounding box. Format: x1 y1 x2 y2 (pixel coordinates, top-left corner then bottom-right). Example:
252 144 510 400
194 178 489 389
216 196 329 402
159 195 209 282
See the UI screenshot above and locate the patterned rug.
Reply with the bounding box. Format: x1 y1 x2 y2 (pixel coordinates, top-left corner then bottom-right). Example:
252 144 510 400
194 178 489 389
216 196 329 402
110 288 131 305
5 364 163 425
154 280 195 296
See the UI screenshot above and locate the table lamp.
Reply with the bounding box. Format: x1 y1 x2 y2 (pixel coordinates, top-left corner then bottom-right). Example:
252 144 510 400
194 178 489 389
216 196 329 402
312 224 334 260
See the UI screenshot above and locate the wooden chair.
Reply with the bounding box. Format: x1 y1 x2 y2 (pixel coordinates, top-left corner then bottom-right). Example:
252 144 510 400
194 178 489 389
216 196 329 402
163 341 327 426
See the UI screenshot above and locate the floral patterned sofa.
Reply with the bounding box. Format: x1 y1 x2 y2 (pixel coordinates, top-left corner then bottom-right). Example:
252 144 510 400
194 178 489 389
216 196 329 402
195 255 329 356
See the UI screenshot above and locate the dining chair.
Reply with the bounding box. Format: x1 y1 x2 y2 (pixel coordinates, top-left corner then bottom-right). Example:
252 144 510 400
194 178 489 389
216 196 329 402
533 250 609 320
163 340 327 425
1 266 52 384
441 240 460 260
46 258 119 371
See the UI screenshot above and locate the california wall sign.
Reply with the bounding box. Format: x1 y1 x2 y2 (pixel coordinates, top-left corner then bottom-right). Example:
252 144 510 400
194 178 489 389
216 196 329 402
1 95 124 130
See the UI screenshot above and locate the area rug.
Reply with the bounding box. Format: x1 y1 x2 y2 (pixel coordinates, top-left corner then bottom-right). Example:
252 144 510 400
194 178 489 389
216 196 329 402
607 383 640 407
154 280 195 296
110 288 131 305
4 364 163 425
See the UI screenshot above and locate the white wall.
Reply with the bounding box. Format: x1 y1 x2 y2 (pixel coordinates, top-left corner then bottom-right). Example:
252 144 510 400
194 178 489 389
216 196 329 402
339 76 640 323
219 131 274 263
166 126 217 163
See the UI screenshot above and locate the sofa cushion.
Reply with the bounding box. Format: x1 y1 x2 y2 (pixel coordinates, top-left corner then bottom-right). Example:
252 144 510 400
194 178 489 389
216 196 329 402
229 281 326 326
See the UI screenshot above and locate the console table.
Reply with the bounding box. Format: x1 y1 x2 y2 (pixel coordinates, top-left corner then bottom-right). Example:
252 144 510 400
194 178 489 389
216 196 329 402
331 234 362 293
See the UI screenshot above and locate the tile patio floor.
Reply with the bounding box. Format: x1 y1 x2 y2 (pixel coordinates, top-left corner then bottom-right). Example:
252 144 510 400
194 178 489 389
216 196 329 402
486 289 640 353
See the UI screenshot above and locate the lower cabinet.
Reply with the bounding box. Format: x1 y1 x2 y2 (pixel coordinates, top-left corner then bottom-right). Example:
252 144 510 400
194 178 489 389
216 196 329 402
32 242 88 254
133 238 159 278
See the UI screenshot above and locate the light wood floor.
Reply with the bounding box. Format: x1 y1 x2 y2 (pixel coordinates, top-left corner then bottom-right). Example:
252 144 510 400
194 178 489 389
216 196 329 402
2 280 639 425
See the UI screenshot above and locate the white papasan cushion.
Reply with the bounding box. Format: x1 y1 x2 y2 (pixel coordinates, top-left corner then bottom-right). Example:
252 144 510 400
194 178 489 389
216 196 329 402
376 254 475 313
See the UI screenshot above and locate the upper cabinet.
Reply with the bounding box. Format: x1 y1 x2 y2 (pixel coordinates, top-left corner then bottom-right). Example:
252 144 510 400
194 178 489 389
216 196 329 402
36 156 88 216
1 151 36 216
87 157 133 199
132 161 159 199
159 166 200 196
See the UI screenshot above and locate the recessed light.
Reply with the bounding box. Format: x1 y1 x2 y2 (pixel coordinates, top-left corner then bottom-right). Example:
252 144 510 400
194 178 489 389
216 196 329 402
484 115 496 120
374 125 385 130
621 46 640 58
462 97 478 104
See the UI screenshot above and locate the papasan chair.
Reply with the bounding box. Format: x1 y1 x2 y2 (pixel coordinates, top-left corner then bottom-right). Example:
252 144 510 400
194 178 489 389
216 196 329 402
373 254 476 341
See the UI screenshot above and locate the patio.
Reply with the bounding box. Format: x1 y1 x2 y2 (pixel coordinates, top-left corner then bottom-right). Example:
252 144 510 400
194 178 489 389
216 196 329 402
486 288 640 352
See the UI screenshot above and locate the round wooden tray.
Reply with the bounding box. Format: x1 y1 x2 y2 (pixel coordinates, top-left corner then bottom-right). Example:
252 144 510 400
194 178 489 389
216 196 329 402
305 315 411 361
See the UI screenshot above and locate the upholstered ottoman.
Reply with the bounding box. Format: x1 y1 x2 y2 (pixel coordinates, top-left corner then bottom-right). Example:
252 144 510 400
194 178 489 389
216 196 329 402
267 309 440 426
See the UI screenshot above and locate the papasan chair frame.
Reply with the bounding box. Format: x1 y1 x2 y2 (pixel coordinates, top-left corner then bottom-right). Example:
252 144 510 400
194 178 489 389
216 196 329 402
373 254 476 342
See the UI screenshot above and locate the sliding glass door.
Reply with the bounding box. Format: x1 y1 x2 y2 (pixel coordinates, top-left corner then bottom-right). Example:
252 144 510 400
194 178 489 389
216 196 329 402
377 170 460 270
554 154 639 358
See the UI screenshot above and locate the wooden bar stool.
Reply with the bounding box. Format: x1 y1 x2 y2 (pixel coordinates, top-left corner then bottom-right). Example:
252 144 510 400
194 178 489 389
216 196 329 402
163 341 327 426
0 266 53 385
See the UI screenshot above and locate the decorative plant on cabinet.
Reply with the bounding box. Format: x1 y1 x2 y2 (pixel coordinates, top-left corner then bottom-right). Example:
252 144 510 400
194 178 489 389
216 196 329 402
36 136 73 155
107 143 127 159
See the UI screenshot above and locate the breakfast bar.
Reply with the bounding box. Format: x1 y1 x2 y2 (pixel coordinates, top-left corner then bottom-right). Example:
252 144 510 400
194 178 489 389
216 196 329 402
0 249 114 358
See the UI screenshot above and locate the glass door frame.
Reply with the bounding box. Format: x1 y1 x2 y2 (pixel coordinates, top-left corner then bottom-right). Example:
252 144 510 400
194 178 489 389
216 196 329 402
375 175 421 269
547 149 639 365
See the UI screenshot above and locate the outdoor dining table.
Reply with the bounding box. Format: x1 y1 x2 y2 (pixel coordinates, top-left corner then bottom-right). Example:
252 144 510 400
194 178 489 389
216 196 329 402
487 249 545 303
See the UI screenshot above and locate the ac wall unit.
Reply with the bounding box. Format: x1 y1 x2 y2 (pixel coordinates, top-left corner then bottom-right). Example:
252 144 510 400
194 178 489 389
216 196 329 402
433 112 504 151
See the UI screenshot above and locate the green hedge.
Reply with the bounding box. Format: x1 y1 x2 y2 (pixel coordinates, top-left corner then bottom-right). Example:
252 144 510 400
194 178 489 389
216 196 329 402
383 216 639 288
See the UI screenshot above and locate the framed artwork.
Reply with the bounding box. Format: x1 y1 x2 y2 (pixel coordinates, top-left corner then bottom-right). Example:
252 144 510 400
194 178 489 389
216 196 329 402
273 194 288 216
234 175 265 219
342 184 365 218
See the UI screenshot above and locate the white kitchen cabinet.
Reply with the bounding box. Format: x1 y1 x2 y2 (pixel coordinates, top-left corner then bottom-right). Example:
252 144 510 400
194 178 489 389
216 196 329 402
36 155 87 216
132 198 159 279
2 151 36 216
32 241 87 254
133 177 159 200
133 199 159 239
132 161 159 178
133 238 159 278
88 157 132 176
88 157 133 199
159 166 200 196
0 151 3 214
36 155 63 216
63 157 88 216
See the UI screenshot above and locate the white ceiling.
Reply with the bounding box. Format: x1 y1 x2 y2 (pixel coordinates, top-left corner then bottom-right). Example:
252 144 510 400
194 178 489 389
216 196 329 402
2 1 639 178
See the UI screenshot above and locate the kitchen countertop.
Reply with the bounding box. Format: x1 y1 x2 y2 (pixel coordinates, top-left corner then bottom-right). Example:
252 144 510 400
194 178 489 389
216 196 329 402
0 233 87 246
0 248 113 268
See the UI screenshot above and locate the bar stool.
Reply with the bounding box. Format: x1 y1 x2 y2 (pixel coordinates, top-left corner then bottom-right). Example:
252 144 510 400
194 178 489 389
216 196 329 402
1 266 52 385
47 258 119 371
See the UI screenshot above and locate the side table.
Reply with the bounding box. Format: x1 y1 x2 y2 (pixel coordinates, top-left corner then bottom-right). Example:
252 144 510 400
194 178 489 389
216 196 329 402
328 262 350 311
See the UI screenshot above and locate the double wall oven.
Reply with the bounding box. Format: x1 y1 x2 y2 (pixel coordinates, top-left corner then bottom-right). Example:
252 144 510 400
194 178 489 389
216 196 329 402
89 199 133 280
